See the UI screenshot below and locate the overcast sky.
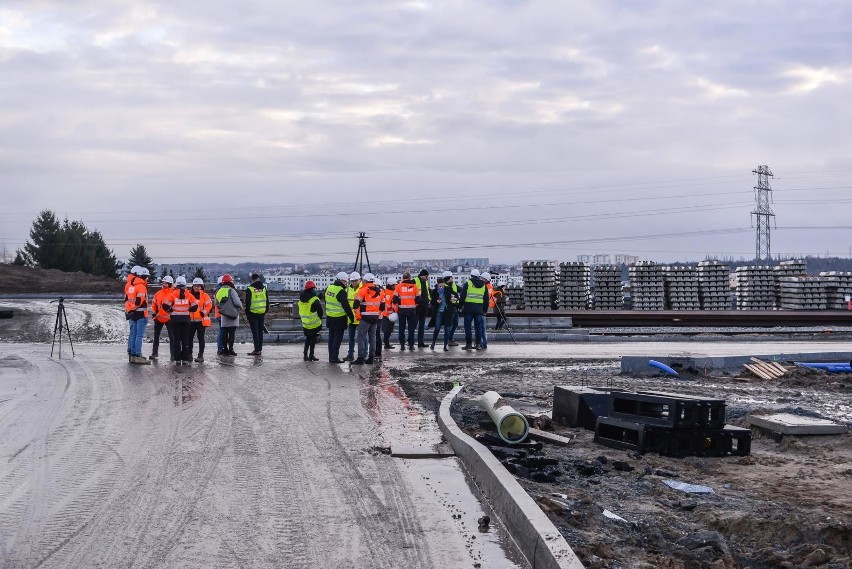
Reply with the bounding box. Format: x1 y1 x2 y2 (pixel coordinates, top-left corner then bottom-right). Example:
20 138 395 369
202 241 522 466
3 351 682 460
1 1 851 266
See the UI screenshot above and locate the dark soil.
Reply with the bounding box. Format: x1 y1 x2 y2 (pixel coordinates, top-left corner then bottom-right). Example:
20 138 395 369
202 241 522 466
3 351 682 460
0 264 120 294
385 357 852 569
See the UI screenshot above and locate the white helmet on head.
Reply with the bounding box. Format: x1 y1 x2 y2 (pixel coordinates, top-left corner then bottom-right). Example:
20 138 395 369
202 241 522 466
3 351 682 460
192 277 204 285
162 275 174 285
336 271 349 282
374 278 383 286
481 272 491 282
470 269 481 277
350 271 361 281
175 276 187 286
442 270 453 278
363 272 375 282
387 276 398 286
138 267 150 277
130 265 142 275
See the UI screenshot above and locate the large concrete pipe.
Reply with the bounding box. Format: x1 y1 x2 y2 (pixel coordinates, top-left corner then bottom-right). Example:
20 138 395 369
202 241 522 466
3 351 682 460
479 391 530 444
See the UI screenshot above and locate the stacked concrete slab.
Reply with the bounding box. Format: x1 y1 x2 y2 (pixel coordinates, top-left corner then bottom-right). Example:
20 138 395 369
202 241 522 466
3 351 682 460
735 266 775 310
819 272 852 310
697 260 731 310
773 260 807 308
522 261 558 310
663 266 700 310
592 265 623 310
778 276 827 310
628 261 665 310
558 262 591 310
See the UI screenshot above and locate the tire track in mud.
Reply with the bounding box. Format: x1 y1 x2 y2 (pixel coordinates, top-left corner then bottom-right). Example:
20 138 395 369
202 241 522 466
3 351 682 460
302 364 435 568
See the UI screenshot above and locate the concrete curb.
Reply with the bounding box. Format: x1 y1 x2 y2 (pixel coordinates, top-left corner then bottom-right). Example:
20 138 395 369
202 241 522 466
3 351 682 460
437 386 585 569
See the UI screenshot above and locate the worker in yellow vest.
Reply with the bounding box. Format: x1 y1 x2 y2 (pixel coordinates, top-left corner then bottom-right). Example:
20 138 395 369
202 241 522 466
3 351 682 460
460 269 488 350
245 273 268 356
298 280 323 361
344 271 362 361
326 272 355 363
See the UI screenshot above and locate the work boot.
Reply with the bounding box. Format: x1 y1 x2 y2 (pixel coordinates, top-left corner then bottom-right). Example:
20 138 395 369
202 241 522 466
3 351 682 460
365 357 374 364
343 354 354 361
430 342 435 350
418 342 428 348
132 355 151 365
462 343 474 350
385 343 395 349
309 355 319 361
248 351 261 356
194 356 204 363
149 352 158 360
443 346 449 351
399 345 405 351
449 341 459 347
408 344 415 351
353 357 365 365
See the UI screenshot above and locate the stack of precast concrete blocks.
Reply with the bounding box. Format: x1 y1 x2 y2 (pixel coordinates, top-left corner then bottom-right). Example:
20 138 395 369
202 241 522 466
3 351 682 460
697 260 731 310
778 276 828 310
558 262 591 309
735 266 775 310
592 265 624 310
773 260 807 308
628 261 665 310
663 266 700 310
522 261 558 310
820 272 852 310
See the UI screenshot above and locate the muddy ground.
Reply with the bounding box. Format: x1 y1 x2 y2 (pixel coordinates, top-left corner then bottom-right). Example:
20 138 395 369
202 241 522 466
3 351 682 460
384 358 852 569
0 264 121 294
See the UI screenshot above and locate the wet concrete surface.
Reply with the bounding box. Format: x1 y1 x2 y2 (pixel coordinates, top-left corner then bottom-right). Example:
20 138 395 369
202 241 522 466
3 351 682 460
0 344 527 569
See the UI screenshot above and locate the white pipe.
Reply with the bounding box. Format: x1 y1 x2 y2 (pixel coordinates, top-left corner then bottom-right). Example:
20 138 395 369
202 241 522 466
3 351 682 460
479 391 530 444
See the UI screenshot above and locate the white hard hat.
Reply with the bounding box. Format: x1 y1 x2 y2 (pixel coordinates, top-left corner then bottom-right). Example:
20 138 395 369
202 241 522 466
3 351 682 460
388 312 399 323
130 265 141 275
442 271 453 278
470 269 481 277
192 277 204 285
162 275 174 284
175 276 187 286
481 272 491 282
216 276 223 284
336 271 349 281
363 272 375 282
350 271 361 281
138 267 150 277
497 280 507 286
374 278 383 286
387 276 398 285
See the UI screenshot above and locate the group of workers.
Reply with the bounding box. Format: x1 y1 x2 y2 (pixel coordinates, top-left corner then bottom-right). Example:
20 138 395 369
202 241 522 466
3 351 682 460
305 268 508 364
123 266 270 365
124 264 507 366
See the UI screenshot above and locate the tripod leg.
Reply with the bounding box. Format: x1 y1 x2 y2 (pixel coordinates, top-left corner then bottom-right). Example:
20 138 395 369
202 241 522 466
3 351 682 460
51 308 61 358
62 306 76 357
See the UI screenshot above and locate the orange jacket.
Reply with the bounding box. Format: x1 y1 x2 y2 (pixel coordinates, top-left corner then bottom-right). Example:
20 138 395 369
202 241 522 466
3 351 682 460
486 282 496 308
151 286 173 323
124 276 149 318
356 284 383 317
190 289 213 327
163 288 198 321
380 288 396 317
394 281 418 308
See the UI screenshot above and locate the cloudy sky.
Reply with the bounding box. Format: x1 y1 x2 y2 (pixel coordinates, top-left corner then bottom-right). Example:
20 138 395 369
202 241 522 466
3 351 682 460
1 1 851 265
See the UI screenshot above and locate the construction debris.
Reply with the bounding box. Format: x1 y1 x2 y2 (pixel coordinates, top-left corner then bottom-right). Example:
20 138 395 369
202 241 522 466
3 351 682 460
743 357 792 380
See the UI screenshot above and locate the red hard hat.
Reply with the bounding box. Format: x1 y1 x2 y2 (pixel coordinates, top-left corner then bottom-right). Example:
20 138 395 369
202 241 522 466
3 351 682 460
304 280 316 290
221 273 234 284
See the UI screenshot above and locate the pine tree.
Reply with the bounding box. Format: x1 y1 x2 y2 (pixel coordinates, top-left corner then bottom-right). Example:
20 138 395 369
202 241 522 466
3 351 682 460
128 244 156 275
192 267 208 282
24 210 63 269
13 249 30 266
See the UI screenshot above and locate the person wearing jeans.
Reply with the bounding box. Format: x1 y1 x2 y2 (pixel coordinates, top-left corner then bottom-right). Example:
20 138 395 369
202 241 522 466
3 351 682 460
124 265 151 364
245 273 269 356
393 272 419 350
460 269 488 350
325 273 355 363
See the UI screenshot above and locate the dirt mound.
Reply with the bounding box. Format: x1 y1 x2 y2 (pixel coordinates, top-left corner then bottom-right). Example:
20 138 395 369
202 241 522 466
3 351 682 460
0 264 119 294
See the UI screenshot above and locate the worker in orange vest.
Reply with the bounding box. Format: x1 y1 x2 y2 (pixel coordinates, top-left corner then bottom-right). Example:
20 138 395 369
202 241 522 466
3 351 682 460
393 272 419 350
149 275 174 360
381 276 398 350
124 265 151 364
162 276 199 365
353 273 384 364
481 272 494 349
189 278 213 363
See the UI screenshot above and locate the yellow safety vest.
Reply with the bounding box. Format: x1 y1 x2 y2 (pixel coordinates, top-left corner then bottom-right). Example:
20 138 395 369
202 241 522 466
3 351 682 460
325 284 346 318
249 286 268 314
465 280 486 304
298 296 321 330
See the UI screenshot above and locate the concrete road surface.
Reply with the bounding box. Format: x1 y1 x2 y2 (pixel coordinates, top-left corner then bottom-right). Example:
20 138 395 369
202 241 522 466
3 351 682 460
0 345 525 569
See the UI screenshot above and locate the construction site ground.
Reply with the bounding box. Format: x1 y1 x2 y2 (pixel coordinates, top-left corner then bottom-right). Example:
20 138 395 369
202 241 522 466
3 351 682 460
1 299 851 568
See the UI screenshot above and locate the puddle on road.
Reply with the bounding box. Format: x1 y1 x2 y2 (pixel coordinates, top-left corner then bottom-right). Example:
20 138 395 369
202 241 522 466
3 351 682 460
359 367 528 568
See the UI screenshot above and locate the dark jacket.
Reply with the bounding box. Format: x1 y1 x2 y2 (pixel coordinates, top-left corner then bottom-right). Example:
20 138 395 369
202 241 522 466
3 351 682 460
460 276 488 315
245 281 270 316
299 289 324 319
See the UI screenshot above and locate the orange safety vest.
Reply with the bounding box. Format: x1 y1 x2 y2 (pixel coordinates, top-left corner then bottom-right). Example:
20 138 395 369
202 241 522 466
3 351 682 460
165 289 198 319
124 276 149 317
190 289 213 326
486 282 496 308
395 281 417 308
380 288 396 317
356 285 383 317
151 287 172 323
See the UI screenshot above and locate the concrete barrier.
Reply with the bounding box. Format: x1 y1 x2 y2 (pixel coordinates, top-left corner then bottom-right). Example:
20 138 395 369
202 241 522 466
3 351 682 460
437 386 585 569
